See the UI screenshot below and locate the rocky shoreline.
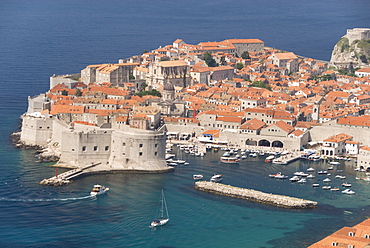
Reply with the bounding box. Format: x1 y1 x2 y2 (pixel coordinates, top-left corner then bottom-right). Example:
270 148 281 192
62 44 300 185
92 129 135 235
195 181 317 209
11 132 60 163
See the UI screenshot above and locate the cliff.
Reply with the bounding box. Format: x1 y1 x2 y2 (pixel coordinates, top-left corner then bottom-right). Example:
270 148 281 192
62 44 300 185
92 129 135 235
330 28 370 69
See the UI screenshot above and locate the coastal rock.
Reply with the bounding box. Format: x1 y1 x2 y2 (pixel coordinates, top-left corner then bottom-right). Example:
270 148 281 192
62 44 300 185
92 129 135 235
330 28 370 69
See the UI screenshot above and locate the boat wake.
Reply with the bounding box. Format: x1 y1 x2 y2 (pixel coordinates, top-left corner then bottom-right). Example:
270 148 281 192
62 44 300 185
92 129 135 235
0 195 95 202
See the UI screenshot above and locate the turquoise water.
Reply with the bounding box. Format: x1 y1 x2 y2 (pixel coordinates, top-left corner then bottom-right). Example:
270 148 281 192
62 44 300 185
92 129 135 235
1 0 370 247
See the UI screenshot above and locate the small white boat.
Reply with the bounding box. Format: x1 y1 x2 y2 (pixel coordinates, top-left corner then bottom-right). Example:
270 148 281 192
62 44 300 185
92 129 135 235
249 153 257 157
323 178 331 183
318 170 328 174
173 159 186 164
306 174 315 179
327 166 333 170
330 187 340 191
150 189 170 228
193 174 203 180
90 184 109 196
342 189 355 195
312 183 320 187
329 161 340 165
341 182 352 187
322 185 331 190
289 176 300 182
297 178 306 184
265 155 275 162
307 167 315 172
210 174 223 182
275 174 288 179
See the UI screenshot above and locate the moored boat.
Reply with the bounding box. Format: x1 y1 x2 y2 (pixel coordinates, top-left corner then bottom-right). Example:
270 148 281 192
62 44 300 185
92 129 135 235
342 189 355 195
210 174 223 182
220 156 240 164
265 155 275 163
193 174 203 180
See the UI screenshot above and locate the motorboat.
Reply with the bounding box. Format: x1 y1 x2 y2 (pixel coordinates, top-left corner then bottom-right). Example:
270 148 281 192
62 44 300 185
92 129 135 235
318 170 328 174
220 156 240 164
308 155 321 161
323 178 331 183
306 174 315 179
265 155 275 163
341 182 352 187
241 155 247 159
249 153 257 157
222 152 230 157
165 153 176 160
150 189 170 228
327 166 333 170
329 161 340 165
193 174 203 180
90 184 109 196
330 187 340 191
289 176 300 182
210 174 223 182
269 172 282 178
342 189 355 195
306 167 315 172
294 172 309 177
312 183 320 187
275 174 288 179
322 185 331 190
172 159 186 164
297 178 306 184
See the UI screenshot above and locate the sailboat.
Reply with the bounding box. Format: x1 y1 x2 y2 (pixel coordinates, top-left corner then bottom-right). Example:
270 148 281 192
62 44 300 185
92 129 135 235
150 189 169 228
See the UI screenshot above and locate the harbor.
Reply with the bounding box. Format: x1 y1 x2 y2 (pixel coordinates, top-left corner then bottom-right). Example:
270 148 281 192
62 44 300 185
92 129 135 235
195 181 318 209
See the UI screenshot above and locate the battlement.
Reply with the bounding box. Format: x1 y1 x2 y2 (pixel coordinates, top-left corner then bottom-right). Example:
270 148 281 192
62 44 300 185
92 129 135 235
346 28 370 44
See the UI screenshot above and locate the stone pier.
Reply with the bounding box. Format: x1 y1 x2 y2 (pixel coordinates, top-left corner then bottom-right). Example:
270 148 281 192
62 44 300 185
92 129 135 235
195 181 317 209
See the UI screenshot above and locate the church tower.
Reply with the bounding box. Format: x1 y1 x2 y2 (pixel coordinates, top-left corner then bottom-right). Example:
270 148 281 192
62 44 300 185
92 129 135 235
162 82 175 101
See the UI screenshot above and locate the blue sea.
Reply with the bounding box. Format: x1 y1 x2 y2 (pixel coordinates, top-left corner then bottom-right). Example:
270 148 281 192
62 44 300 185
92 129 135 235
1 0 370 247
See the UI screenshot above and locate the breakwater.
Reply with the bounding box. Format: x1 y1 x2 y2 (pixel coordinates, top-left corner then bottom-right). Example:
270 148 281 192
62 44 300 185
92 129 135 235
195 181 317 209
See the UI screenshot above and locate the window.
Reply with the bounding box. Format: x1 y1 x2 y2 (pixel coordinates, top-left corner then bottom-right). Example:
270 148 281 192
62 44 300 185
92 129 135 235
94 146 98 151
365 234 369 238
139 144 143 148
82 146 86 152
331 242 338 246
123 142 126 146
348 232 354 237
155 152 157 156
155 144 158 148
105 146 109 151
139 152 143 156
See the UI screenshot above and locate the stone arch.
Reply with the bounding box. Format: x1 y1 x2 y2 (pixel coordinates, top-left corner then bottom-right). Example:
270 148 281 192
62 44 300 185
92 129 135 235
258 139 271 147
272 140 284 148
245 139 257 146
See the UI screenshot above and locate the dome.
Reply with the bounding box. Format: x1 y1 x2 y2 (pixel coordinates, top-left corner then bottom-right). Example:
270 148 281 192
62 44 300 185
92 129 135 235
163 82 174 91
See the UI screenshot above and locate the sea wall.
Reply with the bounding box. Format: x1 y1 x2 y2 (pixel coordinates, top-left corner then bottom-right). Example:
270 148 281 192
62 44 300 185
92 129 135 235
195 181 317 209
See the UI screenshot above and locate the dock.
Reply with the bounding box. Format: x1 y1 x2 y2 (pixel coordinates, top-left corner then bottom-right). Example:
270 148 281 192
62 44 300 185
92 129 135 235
39 163 101 186
195 181 317 209
272 152 301 165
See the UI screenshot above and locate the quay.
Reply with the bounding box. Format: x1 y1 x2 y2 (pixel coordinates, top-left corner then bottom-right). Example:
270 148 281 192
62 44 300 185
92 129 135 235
272 152 301 165
194 181 317 209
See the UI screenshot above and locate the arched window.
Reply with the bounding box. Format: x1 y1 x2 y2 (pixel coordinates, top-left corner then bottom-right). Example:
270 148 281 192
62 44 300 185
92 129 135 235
348 232 354 236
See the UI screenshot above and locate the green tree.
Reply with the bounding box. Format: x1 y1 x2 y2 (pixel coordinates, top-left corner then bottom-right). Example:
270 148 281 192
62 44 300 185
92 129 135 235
135 89 162 97
241 51 250 59
203 52 218 67
236 63 244 70
249 81 271 90
220 56 227 66
129 75 135 80
360 55 368 64
140 82 148 91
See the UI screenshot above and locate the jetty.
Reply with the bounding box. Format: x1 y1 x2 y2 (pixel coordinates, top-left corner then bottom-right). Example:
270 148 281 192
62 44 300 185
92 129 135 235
39 163 101 186
194 181 317 209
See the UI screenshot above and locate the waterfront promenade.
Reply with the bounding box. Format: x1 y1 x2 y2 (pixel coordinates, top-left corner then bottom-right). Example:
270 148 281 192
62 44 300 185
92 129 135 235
195 181 318 209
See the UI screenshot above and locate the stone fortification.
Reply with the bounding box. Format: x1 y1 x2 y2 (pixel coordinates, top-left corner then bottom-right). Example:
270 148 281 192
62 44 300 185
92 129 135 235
330 28 370 69
195 181 317 209
19 113 171 173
